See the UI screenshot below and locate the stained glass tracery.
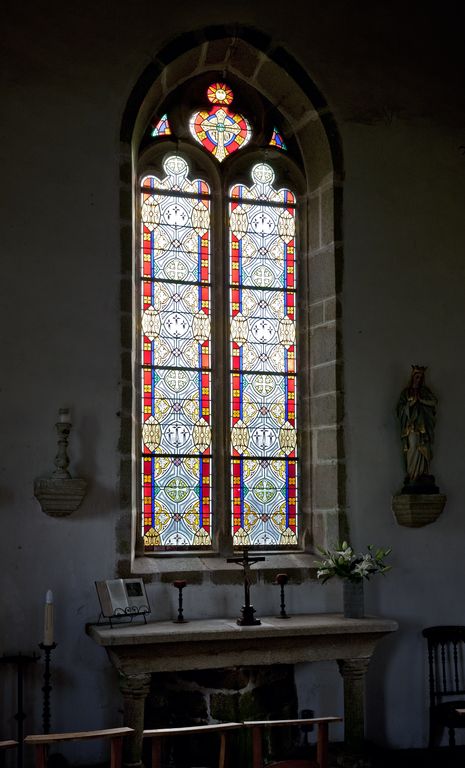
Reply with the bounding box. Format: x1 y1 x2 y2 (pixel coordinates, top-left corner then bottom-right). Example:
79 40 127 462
189 82 252 162
141 155 212 550
269 128 287 150
229 163 298 547
151 114 172 138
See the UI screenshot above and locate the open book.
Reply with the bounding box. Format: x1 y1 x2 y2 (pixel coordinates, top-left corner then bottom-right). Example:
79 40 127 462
95 578 150 617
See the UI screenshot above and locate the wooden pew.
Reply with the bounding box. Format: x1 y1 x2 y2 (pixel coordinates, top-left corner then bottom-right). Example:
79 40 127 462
143 722 242 768
25 727 133 768
243 716 342 768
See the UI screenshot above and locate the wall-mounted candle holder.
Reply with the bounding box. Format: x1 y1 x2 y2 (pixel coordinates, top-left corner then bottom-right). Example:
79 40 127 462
34 409 87 517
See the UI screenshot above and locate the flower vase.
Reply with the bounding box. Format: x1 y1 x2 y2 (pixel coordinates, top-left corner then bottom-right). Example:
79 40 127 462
343 579 364 618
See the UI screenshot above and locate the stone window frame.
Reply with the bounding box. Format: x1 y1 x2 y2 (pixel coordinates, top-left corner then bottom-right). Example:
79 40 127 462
117 27 345 584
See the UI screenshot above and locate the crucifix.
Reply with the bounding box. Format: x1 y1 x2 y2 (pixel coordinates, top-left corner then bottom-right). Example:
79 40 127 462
227 548 265 626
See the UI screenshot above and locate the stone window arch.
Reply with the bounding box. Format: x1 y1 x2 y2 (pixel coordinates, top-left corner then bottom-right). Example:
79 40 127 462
117 28 345 578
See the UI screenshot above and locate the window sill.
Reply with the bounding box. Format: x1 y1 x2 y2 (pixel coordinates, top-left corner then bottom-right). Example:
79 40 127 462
131 552 321 584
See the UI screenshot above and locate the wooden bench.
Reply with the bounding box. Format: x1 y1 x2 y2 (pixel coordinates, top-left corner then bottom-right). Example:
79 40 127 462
143 722 242 768
243 717 342 768
24 727 133 768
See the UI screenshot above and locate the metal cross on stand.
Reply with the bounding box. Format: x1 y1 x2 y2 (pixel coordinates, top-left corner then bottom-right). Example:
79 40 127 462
227 548 265 626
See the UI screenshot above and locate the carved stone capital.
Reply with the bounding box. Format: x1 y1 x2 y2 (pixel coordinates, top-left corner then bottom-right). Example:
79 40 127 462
118 672 152 698
337 657 371 680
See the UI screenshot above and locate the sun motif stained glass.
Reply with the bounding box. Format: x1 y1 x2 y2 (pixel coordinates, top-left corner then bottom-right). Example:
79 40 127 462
140 155 212 550
229 163 297 547
151 114 172 138
189 82 252 162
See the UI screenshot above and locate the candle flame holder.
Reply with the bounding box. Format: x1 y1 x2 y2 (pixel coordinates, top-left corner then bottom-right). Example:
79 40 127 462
34 410 87 517
0 652 39 768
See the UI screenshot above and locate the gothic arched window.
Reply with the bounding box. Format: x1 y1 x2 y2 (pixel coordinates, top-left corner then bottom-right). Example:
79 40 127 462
137 78 307 554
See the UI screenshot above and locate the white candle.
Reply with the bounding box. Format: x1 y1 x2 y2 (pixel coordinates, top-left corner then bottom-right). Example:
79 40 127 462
43 590 54 645
58 408 70 423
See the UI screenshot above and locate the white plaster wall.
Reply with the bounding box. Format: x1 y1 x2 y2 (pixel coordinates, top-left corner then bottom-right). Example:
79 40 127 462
1 0 464 759
343 117 465 748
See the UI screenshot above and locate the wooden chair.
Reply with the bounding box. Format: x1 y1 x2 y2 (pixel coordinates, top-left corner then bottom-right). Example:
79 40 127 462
143 722 242 768
24 727 133 768
243 717 342 768
0 741 17 768
423 625 465 747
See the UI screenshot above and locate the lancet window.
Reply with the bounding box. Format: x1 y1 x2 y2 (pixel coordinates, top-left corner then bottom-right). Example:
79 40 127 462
138 80 302 553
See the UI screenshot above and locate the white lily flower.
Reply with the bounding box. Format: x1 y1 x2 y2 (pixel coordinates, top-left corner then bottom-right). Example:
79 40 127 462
353 560 371 577
315 541 391 582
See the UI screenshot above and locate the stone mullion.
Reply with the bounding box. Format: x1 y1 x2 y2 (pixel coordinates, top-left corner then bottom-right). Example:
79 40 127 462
308 180 344 551
118 139 140 570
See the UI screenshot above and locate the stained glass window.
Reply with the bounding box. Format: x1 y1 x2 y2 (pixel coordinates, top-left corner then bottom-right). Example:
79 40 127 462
151 114 172 138
229 163 298 547
140 155 212 549
269 128 287 150
140 77 301 553
189 82 252 162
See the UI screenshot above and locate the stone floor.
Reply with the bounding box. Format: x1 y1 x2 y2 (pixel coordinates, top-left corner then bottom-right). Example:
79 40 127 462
45 743 465 768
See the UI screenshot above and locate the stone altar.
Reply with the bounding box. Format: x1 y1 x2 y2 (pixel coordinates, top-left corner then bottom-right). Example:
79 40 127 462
86 613 398 767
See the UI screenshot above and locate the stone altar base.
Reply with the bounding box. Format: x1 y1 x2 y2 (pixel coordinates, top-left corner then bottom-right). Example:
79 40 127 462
87 613 398 768
144 666 299 767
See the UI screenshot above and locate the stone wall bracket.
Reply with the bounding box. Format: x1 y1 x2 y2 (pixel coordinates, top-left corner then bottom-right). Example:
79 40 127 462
34 409 87 517
391 493 446 528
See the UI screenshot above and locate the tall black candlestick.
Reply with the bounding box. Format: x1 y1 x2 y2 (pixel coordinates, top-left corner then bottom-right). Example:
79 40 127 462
173 580 187 623
39 643 57 734
227 548 265 626
0 653 39 768
275 573 290 618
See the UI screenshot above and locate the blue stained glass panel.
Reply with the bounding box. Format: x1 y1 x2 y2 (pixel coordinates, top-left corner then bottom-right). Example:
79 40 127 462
141 156 212 550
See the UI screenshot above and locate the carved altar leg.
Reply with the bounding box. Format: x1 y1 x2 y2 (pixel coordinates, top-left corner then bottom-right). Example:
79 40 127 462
118 672 151 768
337 658 371 757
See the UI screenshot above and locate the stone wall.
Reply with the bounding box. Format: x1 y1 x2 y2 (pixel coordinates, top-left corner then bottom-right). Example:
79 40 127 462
144 666 301 766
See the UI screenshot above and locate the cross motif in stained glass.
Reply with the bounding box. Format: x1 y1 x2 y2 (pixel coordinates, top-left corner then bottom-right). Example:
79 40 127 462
229 163 298 547
189 82 252 162
140 155 212 550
